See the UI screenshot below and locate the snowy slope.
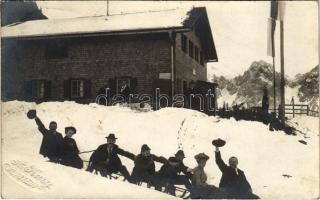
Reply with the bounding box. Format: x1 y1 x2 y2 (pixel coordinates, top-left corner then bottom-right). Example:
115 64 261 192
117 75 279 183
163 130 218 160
1 101 319 199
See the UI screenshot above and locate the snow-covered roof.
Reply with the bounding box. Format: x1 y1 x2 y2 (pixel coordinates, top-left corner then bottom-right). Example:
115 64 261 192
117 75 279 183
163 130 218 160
1 6 218 61
1 7 193 38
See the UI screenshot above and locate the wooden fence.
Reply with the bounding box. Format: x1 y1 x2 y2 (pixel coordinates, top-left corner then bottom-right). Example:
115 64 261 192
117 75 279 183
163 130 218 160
269 104 318 117
284 104 318 117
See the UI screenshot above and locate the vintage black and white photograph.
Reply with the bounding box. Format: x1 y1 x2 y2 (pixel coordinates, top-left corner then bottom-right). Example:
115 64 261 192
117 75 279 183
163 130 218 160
1 0 319 199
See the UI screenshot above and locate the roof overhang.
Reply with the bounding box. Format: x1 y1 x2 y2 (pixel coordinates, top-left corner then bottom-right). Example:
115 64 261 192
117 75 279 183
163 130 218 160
1 7 218 62
183 7 218 62
2 27 190 40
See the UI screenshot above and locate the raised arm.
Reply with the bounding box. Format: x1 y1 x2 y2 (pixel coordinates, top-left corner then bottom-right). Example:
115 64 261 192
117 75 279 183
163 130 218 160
215 147 228 172
152 154 168 164
117 147 135 161
180 162 193 178
34 117 48 135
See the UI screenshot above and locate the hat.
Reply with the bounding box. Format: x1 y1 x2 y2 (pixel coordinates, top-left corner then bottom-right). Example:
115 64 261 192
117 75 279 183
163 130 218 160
65 126 76 134
212 138 226 147
194 153 209 162
175 150 185 158
106 133 117 140
27 110 37 119
141 144 151 152
49 121 57 125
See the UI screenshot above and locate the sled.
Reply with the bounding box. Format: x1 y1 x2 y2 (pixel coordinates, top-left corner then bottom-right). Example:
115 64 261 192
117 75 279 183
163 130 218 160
136 181 190 199
162 182 190 199
174 186 190 199
92 169 126 181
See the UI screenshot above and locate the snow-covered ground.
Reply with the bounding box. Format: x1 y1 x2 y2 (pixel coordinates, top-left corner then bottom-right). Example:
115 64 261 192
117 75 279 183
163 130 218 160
1 101 319 199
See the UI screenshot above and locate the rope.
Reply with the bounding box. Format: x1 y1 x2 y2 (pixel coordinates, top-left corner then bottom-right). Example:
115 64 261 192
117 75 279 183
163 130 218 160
78 150 95 154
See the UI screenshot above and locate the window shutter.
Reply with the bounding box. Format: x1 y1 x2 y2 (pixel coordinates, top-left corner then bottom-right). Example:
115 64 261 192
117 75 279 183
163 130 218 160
131 78 138 93
108 78 116 96
24 80 33 100
63 79 71 99
44 80 52 100
84 79 92 98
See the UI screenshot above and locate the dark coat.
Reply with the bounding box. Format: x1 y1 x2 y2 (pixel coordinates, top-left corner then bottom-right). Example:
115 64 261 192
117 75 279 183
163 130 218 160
185 88 201 110
132 154 167 176
89 143 135 171
60 137 83 169
120 84 131 101
215 151 252 192
158 157 191 179
262 95 269 110
35 117 63 159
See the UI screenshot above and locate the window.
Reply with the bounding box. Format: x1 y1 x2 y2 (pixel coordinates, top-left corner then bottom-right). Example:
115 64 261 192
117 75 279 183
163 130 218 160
64 79 91 99
189 41 194 58
71 80 84 98
26 80 51 100
116 78 131 94
31 80 45 99
181 34 187 53
195 46 199 62
45 42 68 59
200 51 204 65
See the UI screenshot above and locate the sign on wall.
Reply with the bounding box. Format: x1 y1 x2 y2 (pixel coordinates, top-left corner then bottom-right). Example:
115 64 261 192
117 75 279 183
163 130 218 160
159 73 171 80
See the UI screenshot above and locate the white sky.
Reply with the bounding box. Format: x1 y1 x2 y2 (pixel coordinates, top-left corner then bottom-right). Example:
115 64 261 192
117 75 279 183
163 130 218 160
37 1 318 79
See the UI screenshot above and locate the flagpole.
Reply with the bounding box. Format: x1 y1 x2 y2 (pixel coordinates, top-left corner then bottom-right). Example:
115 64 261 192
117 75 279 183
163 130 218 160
272 56 276 116
271 18 277 117
280 20 285 125
107 0 109 16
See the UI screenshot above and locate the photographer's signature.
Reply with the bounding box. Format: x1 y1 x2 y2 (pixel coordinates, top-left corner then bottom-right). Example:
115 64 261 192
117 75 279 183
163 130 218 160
3 160 52 192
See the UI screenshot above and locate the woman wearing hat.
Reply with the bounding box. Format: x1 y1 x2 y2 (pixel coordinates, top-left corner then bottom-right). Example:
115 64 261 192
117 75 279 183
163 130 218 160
60 127 83 169
191 153 233 199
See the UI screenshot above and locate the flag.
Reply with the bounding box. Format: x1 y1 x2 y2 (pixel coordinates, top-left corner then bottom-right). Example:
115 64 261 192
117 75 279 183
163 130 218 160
270 0 278 20
267 18 275 57
278 1 286 21
267 0 278 57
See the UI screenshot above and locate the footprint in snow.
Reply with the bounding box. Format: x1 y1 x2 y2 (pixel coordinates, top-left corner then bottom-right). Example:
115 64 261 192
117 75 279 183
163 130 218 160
298 140 307 145
282 174 292 178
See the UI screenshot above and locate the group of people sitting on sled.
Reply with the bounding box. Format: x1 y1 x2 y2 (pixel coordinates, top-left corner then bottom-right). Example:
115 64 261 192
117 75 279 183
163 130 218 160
27 109 259 199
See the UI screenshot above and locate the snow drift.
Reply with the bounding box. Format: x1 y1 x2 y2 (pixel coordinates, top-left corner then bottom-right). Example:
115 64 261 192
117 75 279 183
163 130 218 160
1 101 319 199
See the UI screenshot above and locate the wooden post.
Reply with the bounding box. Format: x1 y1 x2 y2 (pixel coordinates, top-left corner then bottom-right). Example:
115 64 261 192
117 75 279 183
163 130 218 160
272 53 277 117
280 20 286 125
307 105 309 116
292 98 295 118
270 17 277 117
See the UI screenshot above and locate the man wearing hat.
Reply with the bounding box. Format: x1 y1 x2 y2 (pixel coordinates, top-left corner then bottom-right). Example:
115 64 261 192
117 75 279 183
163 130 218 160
158 150 193 196
131 144 167 188
29 110 63 163
87 133 135 182
215 145 259 199
191 153 232 199
60 127 83 169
